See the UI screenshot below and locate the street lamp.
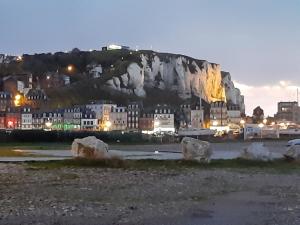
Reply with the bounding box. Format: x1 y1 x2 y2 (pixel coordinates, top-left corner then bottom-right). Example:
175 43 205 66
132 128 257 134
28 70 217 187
212 120 218 126
263 118 267 125
240 119 245 126
14 94 22 106
7 121 13 128
67 65 73 72
16 56 23 62
104 121 112 131
45 120 52 131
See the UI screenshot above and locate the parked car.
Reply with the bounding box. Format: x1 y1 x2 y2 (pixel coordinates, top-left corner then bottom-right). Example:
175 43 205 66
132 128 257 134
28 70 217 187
286 139 300 147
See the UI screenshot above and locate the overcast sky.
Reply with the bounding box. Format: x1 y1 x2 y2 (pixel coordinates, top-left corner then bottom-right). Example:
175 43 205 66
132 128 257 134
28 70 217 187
1 0 300 116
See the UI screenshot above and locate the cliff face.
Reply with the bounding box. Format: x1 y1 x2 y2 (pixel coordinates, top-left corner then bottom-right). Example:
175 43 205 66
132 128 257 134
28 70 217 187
221 71 245 113
106 52 244 110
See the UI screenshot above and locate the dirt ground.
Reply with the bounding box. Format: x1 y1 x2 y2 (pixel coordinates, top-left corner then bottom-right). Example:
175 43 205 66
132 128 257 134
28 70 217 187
0 163 299 225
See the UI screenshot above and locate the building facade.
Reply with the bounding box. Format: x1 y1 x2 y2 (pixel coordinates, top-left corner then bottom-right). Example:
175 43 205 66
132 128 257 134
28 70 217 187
0 112 6 129
210 101 228 127
0 92 13 112
109 106 127 131
63 107 82 130
275 102 300 124
227 104 242 125
191 106 204 129
139 112 154 132
21 107 33 130
127 102 142 130
32 112 43 129
81 110 97 130
154 105 175 133
86 101 117 131
6 107 21 129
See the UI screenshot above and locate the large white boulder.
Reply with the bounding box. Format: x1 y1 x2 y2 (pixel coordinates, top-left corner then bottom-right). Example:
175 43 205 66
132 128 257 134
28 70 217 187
71 136 109 159
284 140 300 161
181 137 212 163
240 143 272 161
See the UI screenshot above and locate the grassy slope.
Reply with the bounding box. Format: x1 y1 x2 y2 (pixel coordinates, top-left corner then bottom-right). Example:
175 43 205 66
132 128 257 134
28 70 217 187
27 158 300 173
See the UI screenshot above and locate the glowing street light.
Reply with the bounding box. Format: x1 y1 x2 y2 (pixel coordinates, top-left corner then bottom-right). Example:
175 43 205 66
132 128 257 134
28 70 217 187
7 121 13 128
154 121 160 127
212 120 218 126
45 120 52 131
263 118 267 124
258 123 264 139
16 56 23 62
67 65 74 72
14 94 22 106
240 119 245 126
104 121 112 131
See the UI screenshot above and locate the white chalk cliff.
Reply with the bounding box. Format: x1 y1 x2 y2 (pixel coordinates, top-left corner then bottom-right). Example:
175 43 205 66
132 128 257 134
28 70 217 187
106 52 244 111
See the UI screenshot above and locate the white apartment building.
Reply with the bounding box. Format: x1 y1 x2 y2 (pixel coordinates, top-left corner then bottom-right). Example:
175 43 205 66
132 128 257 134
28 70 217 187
191 106 204 129
86 101 117 130
154 105 175 133
227 104 242 126
21 107 32 130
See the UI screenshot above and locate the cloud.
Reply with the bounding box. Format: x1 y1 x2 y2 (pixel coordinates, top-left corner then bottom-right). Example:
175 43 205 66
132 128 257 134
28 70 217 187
234 80 300 116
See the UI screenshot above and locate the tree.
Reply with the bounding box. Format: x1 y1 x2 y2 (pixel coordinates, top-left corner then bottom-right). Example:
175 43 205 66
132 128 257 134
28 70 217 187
252 106 264 124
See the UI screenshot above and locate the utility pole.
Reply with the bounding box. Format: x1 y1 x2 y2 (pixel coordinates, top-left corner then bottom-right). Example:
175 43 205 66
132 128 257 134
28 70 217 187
199 90 203 128
297 88 299 106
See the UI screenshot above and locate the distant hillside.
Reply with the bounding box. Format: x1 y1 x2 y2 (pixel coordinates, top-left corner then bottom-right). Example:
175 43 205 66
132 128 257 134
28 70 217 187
0 49 245 112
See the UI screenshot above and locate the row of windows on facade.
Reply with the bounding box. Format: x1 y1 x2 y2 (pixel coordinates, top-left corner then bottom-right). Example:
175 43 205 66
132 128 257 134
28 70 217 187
27 95 47 100
83 121 94 125
0 93 12 99
128 104 140 109
31 113 91 118
155 115 172 119
128 111 139 115
112 108 126 113
155 109 172 114
0 100 11 103
113 120 126 124
128 117 138 121
128 123 138 127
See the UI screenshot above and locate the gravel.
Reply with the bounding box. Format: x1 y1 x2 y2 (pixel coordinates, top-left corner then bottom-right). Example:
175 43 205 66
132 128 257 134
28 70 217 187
0 163 299 225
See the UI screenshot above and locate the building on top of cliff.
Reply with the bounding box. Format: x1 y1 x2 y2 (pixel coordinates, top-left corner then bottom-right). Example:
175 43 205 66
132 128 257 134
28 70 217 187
87 63 103 78
25 89 47 110
102 44 130 51
2 74 33 96
42 72 70 88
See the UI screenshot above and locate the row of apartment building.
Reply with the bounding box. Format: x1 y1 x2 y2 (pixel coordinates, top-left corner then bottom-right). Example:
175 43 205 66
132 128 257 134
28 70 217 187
0 102 176 132
0 101 244 133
